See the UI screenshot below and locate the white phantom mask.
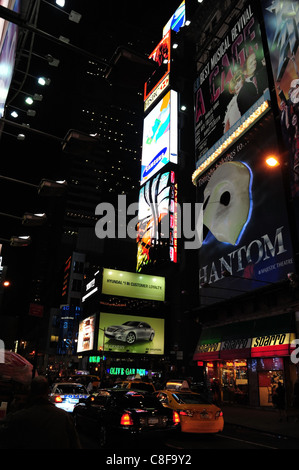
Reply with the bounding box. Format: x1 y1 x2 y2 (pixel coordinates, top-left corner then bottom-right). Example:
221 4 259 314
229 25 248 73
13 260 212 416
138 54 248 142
203 161 251 245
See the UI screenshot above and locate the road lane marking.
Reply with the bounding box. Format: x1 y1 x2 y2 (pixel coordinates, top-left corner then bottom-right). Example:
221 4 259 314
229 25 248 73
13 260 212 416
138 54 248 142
217 433 278 449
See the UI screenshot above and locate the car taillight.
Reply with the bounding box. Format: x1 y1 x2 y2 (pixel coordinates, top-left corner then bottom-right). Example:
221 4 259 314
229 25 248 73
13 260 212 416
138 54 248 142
120 413 134 426
55 396 63 403
173 411 180 425
215 410 223 418
179 409 194 417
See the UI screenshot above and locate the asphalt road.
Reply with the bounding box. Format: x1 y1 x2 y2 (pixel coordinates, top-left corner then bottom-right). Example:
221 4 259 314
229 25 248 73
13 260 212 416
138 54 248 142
78 422 299 451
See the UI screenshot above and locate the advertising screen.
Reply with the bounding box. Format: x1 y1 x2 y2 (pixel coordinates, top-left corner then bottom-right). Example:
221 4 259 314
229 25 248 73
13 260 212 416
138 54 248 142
144 30 171 107
141 90 178 186
0 0 20 118
102 268 165 301
198 114 295 305
194 1 269 169
137 170 177 272
98 313 165 355
77 314 96 353
163 1 186 37
261 0 299 197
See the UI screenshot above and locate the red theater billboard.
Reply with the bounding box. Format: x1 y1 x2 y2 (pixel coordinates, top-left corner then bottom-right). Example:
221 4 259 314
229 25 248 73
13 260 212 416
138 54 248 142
194 1 269 167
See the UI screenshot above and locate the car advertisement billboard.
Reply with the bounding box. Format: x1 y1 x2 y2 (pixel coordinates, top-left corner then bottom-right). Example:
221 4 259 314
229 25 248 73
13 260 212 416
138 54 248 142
102 268 165 302
98 313 165 355
141 90 178 186
136 170 177 272
194 1 269 168
77 314 96 353
198 113 295 305
261 0 299 197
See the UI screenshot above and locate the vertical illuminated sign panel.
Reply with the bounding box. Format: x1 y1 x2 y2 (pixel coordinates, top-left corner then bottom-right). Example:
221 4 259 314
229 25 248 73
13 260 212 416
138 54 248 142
141 90 178 186
0 0 20 118
136 171 177 272
144 31 171 106
261 0 299 197
163 0 186 37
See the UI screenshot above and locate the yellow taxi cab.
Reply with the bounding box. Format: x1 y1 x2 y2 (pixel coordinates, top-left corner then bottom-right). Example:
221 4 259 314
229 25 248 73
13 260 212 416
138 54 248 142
113 379 156 394
153 389 224 434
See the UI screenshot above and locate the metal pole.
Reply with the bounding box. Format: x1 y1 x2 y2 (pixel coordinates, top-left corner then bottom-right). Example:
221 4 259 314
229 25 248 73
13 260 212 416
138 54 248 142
0 5 110 68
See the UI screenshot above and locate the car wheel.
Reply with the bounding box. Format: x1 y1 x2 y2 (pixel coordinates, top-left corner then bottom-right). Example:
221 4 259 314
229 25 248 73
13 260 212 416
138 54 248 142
149 332 154 341
126 332 136 344
98 424 108 448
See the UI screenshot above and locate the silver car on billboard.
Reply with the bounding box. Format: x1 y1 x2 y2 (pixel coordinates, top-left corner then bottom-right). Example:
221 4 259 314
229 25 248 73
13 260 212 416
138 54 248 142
104 321 155 345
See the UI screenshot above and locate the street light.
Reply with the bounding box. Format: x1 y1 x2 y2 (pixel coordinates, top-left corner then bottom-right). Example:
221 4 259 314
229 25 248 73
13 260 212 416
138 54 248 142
0 174 68 196
38 178 67 196
22 212 47 226
265 156 280 168
0 236 31 247
0 211 47 226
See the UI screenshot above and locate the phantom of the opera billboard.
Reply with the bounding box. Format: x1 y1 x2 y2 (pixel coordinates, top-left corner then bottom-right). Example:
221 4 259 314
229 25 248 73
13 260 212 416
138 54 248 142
194 1 269 167
198 113 295 305
98 313 165 355
136 170 177 272
261 0 299 198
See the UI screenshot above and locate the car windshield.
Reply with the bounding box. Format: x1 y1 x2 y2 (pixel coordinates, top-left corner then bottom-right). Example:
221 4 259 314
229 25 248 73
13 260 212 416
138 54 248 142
172 393 210 405
123 321 140 327
54 384 87 394
118 392 160 409
130 383 154 392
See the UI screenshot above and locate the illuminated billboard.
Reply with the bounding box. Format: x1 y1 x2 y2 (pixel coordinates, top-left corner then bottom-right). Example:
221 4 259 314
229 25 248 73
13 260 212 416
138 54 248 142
163 1 186 37
0 0 20 118
198 114 295 305
77 314 96 353
261 0 299 197
141 90 178 186
102 268 165 301
137 170 177 272
144 30 171 109
98 313 165 355
194 1 269 172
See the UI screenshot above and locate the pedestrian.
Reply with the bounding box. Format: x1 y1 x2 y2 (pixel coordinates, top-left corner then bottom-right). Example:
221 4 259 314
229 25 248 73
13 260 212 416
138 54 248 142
273 381 287 421
0 376 82 449
211 378 221 406
292 377 299 421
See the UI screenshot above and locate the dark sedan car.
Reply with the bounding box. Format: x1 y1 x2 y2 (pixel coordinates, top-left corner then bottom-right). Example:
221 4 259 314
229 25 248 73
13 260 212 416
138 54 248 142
73 388 180 448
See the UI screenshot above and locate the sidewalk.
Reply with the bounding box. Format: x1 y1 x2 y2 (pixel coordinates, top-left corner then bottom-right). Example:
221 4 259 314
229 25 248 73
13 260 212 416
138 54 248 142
222 403 299 440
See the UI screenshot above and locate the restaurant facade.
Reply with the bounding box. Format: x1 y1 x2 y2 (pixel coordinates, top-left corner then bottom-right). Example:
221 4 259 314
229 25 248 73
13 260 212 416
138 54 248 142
194 312 298 407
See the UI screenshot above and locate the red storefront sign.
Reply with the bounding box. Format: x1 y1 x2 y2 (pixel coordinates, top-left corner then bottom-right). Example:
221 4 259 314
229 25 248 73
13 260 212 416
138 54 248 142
251 333 295 358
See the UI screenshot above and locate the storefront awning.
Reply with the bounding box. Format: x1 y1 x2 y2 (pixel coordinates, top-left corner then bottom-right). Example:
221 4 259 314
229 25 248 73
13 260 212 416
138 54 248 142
193 313 296 361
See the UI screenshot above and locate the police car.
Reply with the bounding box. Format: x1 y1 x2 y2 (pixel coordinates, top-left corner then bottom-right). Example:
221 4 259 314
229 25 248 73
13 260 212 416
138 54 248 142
49 382 89 413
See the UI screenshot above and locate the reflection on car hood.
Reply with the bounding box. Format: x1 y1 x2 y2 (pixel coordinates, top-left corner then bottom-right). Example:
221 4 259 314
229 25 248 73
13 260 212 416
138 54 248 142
106 325 130 331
